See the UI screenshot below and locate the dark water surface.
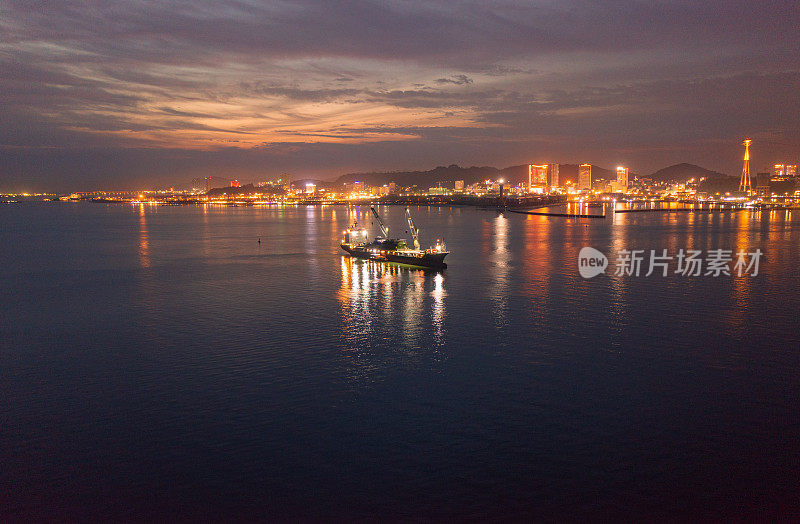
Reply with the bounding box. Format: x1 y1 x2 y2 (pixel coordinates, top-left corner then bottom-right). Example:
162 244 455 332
2 203 799 519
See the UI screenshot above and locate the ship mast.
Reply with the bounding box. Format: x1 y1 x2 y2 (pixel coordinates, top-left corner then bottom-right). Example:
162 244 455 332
405 207 420 250
370 206 389 237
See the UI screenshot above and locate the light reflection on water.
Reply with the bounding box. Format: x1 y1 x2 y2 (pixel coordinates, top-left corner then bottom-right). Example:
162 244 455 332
490 213 510 327
2 203 800 520
137 204 150 268
337 255 447 386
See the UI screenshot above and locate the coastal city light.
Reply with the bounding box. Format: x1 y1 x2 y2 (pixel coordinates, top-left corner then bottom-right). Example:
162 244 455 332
8 138 795 211
3 1 799 521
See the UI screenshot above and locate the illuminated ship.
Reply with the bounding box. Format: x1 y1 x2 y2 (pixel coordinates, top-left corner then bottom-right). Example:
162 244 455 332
340 206 449 269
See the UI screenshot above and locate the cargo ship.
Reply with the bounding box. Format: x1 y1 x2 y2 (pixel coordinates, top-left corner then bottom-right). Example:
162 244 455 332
340 206 449 269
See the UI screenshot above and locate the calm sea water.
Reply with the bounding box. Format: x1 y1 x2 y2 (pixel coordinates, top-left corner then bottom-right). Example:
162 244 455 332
2 202 799 519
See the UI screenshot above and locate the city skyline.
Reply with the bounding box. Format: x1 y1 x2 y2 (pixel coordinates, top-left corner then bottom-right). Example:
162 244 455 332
2 1 799 191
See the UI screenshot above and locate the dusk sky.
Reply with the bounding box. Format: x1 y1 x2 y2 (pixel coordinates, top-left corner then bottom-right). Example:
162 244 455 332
2 0 799 191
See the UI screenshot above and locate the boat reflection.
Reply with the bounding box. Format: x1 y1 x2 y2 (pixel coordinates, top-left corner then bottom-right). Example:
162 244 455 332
337 256 447 383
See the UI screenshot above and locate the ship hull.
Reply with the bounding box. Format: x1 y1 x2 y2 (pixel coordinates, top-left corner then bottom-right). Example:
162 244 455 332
341 244 448 269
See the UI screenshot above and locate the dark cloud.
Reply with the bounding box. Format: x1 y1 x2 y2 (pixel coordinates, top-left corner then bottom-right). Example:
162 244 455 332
3 1 797 65
435 75 473 85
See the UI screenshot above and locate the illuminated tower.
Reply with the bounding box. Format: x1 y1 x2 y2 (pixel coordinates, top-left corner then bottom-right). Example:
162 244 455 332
616 166 629 191
739 139 752 193
579 163 592 190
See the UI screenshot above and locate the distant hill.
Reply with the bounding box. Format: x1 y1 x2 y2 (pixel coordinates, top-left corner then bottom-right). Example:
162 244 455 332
648 163 727 183
334 163 617 188
696 177 740 194
499 165 528 184
334 165 501 189
206 183 285 196
557 164 616 184
209 162 736 193
292 178 337 190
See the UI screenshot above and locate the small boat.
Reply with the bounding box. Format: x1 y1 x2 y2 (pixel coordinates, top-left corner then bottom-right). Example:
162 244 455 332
340 206 449 269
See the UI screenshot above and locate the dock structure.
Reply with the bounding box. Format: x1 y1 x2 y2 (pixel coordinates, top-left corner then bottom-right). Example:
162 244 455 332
614 207 748 214
509 209 606 219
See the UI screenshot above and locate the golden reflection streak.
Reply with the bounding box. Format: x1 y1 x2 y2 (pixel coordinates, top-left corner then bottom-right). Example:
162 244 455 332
138 204 150 268
520 214 551 312
330 206 338 250
336 257 374 345
201 203 212 259
608 208 627 331
727 211 753 332
491 213 510 326
337 254 446 359
431 273 445 345
401 266 424 348
305 205 318 256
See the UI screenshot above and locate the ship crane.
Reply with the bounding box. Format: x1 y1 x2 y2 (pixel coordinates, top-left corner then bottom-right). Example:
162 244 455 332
370 206 389 238
405 207 421 250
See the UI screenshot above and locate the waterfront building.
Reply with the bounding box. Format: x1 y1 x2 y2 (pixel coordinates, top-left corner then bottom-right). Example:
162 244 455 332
616 166 629 191
579 164 592 191
549 164 560 190
773 164 797 181
528 164 548 192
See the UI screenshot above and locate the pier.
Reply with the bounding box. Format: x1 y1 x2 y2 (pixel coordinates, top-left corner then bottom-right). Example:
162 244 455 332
508 209 606 219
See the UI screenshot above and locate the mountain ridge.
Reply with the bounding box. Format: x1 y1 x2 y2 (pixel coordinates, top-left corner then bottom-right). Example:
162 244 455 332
213 162 733 191
327 162 726 188
647 163 728 182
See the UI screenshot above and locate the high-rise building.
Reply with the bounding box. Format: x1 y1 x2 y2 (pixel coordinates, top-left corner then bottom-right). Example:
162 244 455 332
230 180 240 188
528 164 548 191
773 164 797 180
454 180 464 191
616 166 629 191
549 164 559 189
579 164 592 190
